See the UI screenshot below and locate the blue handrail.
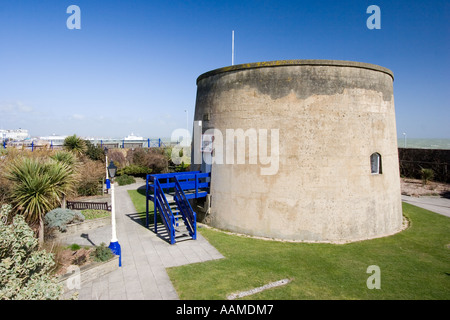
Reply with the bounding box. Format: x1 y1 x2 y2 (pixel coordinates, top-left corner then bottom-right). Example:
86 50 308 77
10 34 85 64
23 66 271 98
154 179 176 244
174 176 197 240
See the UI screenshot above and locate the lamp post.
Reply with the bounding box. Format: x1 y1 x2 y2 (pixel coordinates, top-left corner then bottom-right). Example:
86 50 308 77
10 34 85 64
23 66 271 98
107 160 121 267
402 132 407 148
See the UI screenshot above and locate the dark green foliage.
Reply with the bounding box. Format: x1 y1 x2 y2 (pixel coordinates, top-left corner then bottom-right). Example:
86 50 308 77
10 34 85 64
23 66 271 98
91 242 114 262
69 243 81 251
399 148 450 183
115 174 136 186
117 164 152 177
44 208 85 232
63 134 87 155
174 161 190 172
420 168 434 185
84 140 106 162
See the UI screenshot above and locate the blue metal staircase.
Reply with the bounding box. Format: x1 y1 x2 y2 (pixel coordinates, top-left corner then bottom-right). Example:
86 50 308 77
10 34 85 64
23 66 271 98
146 171 210 244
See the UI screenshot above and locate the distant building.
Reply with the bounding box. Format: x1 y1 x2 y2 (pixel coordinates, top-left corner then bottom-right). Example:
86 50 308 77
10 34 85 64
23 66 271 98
0 129 29 141
39 134 68 147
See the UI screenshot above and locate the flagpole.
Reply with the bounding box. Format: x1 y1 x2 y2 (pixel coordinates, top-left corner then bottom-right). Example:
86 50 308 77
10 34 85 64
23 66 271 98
232 30 235 66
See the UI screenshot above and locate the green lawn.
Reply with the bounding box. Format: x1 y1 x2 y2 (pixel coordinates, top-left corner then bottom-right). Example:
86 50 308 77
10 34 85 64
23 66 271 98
127 190 450 299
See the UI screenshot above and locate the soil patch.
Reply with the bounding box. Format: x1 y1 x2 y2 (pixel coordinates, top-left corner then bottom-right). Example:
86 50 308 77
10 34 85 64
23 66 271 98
54 247 94 276
401 178 450 198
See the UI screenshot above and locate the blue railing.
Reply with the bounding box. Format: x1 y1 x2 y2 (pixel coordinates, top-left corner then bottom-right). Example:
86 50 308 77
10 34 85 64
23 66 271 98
153 179 176 244
147 171 210 200
174 176 196 240
146 171 210 244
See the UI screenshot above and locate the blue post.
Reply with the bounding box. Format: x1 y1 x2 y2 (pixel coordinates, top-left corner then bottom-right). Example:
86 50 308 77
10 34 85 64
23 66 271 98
100 140 103 148
109 241 121 267
31 141 34 151
147 138 150 148
122 140 124 148
158 138 161 148
154 180 158 234
2 141 5 149
146 175 149 228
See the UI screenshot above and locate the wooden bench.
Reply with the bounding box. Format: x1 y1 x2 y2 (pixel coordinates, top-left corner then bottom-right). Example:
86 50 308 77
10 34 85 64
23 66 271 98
66 201 111 211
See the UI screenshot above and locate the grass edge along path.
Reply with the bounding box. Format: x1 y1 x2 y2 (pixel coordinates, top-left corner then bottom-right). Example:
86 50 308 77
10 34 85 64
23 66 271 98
167 203 450 300
126 189 449 299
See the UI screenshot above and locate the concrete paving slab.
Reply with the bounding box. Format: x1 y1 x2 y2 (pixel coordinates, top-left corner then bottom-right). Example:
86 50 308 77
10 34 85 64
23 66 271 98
402 195 450 217
62 180 224 300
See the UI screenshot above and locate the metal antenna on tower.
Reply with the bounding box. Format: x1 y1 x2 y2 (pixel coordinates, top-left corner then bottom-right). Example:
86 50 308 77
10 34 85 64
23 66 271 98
232 30 235 66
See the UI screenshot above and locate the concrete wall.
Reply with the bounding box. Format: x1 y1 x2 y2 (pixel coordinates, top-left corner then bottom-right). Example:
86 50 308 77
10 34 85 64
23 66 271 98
193 60 403 242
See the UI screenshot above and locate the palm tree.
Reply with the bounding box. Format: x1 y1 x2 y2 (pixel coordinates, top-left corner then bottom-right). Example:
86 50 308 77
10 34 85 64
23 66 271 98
63 134 87 155
50 150 79 208
5 157 77 245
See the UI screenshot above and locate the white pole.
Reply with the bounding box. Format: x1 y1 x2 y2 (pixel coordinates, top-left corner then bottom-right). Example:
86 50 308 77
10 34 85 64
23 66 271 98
105 155 109 180
110 182 117 242
232 30 235 66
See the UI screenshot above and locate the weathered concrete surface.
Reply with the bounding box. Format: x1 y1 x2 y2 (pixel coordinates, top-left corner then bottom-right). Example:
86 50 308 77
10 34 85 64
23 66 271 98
193 60 403 242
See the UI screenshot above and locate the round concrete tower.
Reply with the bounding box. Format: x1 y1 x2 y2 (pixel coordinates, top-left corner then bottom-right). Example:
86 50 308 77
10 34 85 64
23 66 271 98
192 60 403 242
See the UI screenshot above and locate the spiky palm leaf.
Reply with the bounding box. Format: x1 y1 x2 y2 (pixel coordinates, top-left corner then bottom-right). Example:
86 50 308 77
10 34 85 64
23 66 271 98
6 157 76 224
63 134 87 155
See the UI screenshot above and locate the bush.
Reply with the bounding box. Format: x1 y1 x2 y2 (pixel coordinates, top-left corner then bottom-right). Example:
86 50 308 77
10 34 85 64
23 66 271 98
108 150 127 169
117 164 152 177
44 208 85 232
83 140 106 162
91 242 114 262
75 158 105 196
0 204 63 300
126 148 168 173
421 168 434 185
115 174 136 186
69 243 81 251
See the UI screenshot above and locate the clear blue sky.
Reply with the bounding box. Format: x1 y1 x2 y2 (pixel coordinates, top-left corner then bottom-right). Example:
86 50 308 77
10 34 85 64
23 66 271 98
0 0 448 139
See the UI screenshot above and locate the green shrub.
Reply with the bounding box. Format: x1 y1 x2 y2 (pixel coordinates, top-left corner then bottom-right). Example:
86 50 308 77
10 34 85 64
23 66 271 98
0 204 63 300
117 164 152 177
44 208 85 232
175 161 190 172
116 174 136 186
83 140 106 162
91 242 114 262
421 168 434 185
69 243 81 251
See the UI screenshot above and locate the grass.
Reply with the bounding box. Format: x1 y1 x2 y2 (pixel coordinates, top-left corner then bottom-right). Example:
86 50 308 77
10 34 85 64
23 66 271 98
167 203 450 300
127 189 160 225
81 209 110 220
126 189 450 299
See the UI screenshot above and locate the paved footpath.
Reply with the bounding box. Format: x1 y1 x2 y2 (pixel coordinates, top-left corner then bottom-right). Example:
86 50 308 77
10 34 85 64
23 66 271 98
402 195 450 218
63 181 224 300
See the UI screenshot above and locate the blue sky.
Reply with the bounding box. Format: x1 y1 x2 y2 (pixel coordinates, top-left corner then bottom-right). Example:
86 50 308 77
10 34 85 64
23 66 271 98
0 0 448 139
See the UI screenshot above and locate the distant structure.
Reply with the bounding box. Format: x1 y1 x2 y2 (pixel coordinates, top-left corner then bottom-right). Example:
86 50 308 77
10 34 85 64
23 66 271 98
1 129 29 141
192 60 403 243
39 134 68 148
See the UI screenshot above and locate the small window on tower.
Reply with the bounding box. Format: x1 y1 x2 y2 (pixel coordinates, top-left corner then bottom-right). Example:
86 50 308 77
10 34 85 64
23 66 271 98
370 152 382 174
